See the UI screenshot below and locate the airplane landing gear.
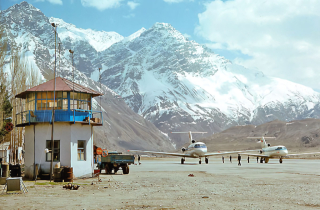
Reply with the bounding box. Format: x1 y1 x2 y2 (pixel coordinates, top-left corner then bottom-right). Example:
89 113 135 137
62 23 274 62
181 158 185 164
279 158 283 164
199 158 202 164
260 158 264 163
205 157 208 164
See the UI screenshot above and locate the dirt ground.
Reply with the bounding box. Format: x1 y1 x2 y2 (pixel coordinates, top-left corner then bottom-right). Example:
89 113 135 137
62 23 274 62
1 157 320 210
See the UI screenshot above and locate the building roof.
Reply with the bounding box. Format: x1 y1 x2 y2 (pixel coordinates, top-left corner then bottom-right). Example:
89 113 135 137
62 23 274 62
15 77 102 98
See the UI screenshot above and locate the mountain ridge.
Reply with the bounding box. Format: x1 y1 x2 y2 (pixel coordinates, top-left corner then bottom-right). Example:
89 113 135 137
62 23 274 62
2 1 320 148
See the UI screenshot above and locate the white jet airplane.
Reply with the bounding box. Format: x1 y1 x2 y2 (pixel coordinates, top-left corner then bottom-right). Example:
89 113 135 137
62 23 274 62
129 131 253 164
240 137 320 163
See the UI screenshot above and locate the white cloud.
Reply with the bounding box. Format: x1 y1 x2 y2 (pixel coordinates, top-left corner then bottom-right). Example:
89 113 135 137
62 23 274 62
81 0 123 11
48 0 63 5
163 0 184 3
196 0 320 90
127 1 139 10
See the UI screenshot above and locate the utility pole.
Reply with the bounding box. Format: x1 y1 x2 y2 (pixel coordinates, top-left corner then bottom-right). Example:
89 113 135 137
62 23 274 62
99 68 101 112
69 50 74 110
58 42 61 78
50 22 57 182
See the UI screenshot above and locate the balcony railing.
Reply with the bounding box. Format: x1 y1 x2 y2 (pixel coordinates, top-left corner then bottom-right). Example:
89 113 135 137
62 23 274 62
15 109 103 127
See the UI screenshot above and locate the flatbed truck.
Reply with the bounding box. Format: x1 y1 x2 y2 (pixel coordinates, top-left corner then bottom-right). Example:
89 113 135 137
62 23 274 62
98 151 134 174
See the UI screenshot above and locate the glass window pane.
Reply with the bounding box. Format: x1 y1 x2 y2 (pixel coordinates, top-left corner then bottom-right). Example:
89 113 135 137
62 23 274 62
42 92 47 99
57 99 62 109
37 92 42 99
41 100 46 110
70 92 77 100
54 141 60 149
63 99 68 110
47 92 53 99
80 101 87 110
36 101 41 110
63 92 68 98
80 151 84 160
46 153 52 161
81 93 87 100
78 140 85 161
78 141 84 148
87 102 91 110
57 92 62 99
31 101 35 110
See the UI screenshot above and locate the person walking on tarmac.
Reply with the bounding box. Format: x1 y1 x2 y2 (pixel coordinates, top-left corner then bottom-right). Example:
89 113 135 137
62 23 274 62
238 154 241 166
247 156 250 163
222 156 224 163
138 155 141 165
229 155 232 163
257 156 259 163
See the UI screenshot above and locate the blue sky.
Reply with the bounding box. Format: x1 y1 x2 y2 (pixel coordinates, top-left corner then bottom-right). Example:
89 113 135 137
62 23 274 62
1 0 320 91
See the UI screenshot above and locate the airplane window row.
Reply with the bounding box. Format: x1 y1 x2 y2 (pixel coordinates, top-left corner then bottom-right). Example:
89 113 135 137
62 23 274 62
194 144 207 148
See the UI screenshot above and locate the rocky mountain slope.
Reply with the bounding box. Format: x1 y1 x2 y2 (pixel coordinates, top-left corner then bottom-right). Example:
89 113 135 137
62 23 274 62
0 2 175 152
2 2 320 149
200 118 320 153
94 22 320 147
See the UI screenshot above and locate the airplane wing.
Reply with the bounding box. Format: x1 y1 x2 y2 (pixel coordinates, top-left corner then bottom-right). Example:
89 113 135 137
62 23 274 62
236 152 269 158
285 152 320 157
204 150 258 157
128 150 193 157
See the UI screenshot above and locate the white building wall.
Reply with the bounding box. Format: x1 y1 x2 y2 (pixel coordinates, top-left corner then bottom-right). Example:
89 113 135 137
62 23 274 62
24 122 93 179
25 125 35 179
70 124 93 178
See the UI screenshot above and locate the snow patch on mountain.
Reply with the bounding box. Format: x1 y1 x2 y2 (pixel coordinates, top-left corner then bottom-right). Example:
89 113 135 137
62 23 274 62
49 17 124 52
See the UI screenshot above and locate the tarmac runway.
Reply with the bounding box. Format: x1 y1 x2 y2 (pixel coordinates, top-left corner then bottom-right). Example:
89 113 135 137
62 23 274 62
132 157 320 179
1 157 320 209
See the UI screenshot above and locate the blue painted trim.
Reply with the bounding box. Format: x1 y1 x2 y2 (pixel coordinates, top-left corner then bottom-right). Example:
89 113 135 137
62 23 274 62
35 93 37 110
67 92 70 111
101 111 103 125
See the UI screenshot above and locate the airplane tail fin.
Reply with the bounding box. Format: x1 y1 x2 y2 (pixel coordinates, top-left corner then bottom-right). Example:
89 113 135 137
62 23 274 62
171 131 207 144
247 136 276 148
260 137 268 148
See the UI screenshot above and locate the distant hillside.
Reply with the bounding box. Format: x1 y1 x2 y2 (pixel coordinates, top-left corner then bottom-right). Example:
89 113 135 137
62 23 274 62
200 119 320 153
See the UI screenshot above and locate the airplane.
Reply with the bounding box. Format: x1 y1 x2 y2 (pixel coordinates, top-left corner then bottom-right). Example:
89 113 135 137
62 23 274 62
129 131 254 164
239 136 320 163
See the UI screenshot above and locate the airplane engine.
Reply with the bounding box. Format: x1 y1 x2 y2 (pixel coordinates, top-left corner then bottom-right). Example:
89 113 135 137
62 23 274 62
182 147 186 152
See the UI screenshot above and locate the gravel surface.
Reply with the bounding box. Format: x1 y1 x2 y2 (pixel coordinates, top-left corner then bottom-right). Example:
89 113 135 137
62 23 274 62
1 157 320 209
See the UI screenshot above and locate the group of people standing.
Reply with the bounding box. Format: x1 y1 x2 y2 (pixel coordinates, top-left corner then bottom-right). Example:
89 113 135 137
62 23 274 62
221 154 255 166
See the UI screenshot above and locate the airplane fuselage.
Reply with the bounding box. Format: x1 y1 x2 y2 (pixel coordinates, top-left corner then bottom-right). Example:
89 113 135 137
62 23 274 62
262 145 288 158
183 142 207 158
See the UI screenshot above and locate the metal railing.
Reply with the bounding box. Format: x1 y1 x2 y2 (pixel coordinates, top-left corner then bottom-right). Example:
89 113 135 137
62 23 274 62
16 109 103 126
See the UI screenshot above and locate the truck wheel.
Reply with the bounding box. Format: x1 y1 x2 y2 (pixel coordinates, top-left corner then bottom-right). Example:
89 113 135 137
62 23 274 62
105 165 110 174
123 165 129 174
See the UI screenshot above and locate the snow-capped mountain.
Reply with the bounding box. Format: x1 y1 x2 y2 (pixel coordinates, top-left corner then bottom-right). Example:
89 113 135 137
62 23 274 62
0 2 175 151
49 17 123 79
95 23 320 146
2 2 320 148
